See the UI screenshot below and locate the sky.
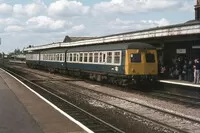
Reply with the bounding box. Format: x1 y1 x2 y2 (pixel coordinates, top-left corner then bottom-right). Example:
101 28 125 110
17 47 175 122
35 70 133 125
0 0 196 53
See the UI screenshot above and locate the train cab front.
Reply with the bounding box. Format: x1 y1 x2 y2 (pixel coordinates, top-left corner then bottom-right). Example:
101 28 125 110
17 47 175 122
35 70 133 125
125 49 158 85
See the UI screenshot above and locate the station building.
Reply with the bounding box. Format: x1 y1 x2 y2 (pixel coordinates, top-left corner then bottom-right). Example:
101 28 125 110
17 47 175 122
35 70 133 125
25 1 200 69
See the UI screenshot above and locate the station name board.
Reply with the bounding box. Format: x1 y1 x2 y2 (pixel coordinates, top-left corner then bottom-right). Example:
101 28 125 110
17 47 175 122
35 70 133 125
176 49 186 54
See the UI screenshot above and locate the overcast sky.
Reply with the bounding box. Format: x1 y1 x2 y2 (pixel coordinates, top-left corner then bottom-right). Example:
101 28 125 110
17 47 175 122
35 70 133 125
0 0 196 53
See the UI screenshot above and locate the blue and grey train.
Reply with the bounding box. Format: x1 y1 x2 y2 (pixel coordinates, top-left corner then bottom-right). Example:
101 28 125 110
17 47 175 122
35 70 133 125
26 42 158 86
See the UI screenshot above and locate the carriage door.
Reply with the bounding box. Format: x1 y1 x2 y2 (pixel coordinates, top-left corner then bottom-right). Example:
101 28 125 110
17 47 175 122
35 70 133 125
99 52 107 64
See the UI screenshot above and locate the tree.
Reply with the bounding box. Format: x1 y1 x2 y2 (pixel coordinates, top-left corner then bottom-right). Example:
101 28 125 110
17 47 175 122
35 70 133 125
14 49 21 54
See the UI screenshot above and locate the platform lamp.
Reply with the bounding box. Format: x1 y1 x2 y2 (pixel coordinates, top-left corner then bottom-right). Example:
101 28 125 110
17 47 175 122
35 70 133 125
0 38 2 59
195 0 200 20
0 38 4 65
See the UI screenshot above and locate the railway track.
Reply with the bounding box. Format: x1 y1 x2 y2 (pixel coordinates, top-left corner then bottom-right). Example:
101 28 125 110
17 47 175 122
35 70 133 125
42 80 200 133
2 65 175 133
2 67 125 133
3 63 200 132
15 64 200 107
150 90 200 106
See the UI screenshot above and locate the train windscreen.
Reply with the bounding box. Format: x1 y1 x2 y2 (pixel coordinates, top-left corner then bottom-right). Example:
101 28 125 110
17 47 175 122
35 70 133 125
146 53 155 63
130 53 141 63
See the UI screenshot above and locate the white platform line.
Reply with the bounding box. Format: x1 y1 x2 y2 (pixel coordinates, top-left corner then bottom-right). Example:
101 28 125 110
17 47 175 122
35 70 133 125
159 80 200 88
0 68 94 133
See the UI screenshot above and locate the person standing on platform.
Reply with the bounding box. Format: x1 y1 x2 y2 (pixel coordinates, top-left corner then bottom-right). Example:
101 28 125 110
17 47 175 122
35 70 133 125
177 57 183 80
193 59 200 84
182 60 188 81
188 60 193 82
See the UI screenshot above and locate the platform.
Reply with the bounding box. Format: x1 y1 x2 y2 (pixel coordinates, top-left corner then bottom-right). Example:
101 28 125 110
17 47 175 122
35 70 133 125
0 68 90 133
159 79 200 88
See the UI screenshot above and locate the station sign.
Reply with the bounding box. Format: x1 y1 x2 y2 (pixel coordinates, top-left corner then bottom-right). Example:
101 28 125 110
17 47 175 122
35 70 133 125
176 49 186 54
192 45 200 49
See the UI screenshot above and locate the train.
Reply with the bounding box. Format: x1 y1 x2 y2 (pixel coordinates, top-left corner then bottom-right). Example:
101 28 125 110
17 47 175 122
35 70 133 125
26 42 158 86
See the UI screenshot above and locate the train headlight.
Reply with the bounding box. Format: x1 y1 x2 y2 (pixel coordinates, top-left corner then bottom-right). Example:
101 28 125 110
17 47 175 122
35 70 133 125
132 69 136 73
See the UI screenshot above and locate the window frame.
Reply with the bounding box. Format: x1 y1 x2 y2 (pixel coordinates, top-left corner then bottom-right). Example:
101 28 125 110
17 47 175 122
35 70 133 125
114 51 121 64
106 52 113 64
84 53 88 62
130 53 141 63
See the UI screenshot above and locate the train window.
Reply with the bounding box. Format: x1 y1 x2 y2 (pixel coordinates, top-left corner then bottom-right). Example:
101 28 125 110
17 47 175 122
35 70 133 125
51 54 53 60
53 54 55 61
40 54 43 60
84 53 88 62
94 53 98 63
89 53 93 62
146 53 155 63
59 54 62 61
103 53 106 62
69 53 72 61
55 54 56 61
79 53 83 62
130 53 141 63
56 54 59 61
99 52 102 63
114 52 120 64
62 54 65 61
76 53 79 62
54 54 56 60
73 53 76 62
67 53 70 61
107 52 112 63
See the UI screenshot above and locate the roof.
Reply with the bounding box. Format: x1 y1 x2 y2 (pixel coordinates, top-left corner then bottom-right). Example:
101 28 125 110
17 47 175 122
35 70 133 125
40 48 68 53
185 20 200 24
101 21 200 38
24 21 200 52
67 42 155 52
63 36 98 42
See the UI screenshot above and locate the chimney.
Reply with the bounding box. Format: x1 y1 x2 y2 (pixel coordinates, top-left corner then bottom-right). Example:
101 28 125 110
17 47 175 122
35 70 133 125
195 0 200 20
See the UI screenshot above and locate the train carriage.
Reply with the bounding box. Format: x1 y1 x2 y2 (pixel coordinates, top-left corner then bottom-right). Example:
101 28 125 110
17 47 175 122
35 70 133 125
66 42 158 85
26 42 158 86
26 51 40 68
39 48 67 72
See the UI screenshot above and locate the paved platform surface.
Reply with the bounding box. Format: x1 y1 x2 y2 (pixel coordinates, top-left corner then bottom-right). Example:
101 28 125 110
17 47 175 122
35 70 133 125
0 69 88 133
159 79 200 88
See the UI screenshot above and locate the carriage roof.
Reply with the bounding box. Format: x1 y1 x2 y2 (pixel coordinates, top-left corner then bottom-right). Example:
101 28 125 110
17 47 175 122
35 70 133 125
67 42 155 52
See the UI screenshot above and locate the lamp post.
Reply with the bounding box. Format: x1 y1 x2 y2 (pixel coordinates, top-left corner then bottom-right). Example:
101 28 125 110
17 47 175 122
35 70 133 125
2 52 4 65
0 38 4 65
195 0 200 20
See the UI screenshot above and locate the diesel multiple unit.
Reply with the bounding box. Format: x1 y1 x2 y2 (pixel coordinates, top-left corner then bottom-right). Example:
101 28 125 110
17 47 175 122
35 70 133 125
26 42 158 86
